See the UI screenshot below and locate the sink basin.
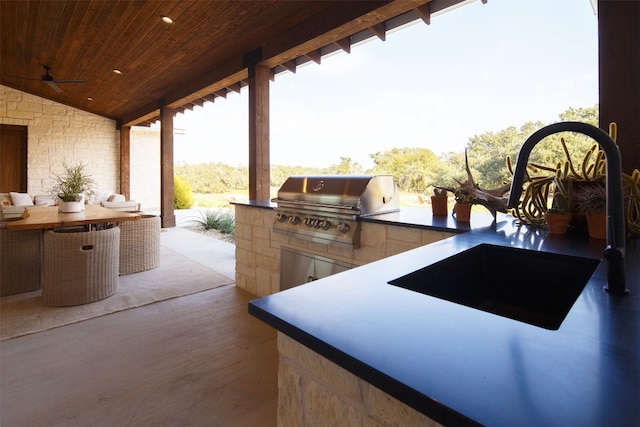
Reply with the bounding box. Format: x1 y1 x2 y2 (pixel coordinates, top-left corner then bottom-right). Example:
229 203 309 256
388 244 600 330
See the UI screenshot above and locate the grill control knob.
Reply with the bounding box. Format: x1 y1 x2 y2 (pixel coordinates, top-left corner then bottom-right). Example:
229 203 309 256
288 215 300 225
319 220 331 230
276 213 287 223
337 222 350 233
304 217 314 227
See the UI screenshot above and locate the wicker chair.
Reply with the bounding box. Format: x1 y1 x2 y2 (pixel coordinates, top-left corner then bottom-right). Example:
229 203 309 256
118 214 160 275
42 227 119 306
0 225 42 296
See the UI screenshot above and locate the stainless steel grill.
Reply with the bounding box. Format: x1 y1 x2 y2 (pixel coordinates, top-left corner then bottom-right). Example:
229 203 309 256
272 175 399 248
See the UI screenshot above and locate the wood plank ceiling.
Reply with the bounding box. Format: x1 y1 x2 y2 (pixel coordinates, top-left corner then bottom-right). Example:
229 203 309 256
0 0 470 127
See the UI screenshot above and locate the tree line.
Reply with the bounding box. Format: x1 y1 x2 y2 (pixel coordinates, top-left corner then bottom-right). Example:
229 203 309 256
175 105 598 194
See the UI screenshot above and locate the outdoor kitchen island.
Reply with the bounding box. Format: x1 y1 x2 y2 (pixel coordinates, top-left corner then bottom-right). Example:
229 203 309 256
244 202 640 426
233 197 495 297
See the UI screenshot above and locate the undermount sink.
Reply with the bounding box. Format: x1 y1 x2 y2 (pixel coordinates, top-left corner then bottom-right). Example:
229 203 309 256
388 244 600 330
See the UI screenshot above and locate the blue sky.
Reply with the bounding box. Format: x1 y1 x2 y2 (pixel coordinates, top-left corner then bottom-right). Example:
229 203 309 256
174 0 598 169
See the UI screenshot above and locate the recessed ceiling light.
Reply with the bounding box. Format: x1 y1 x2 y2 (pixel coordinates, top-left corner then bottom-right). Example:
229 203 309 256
87 97 93 101
112 69 123 75
161 16 174 24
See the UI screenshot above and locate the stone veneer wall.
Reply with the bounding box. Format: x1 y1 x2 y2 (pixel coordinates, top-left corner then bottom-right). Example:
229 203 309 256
278 333 443 427
234 204 455 297
0 85 119 195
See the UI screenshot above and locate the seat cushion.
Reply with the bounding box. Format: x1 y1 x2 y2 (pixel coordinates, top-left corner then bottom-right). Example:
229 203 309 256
100 200 140 212
1 205 26 219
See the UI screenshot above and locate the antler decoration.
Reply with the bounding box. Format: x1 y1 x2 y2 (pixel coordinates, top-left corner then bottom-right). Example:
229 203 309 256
437 149 510 219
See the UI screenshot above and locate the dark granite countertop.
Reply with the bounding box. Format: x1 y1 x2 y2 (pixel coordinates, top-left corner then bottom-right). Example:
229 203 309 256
232 199 276 209
249 214 640 426
232 200 496 234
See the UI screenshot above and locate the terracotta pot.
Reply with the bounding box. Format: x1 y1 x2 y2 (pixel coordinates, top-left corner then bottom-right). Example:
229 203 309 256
586 212 606 240
430 196 448 216
544 212 571 235
452 202 471 222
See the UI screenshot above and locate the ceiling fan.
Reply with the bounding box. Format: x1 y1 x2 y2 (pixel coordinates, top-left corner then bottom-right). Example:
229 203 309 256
9 65 87 93
39 65 86 93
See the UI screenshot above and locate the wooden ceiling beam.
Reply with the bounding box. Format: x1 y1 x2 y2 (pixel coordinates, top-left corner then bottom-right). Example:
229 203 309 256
305 49 322 65
164 65 247 110
334 37 351 54
121 100 161 128
371 23 386 41
260 0 434 68
215 89 228 98
415 3 431 25
282 60 297 73
228 82 242 94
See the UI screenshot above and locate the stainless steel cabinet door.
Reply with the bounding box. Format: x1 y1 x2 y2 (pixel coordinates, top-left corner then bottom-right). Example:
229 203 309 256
280 248 352 291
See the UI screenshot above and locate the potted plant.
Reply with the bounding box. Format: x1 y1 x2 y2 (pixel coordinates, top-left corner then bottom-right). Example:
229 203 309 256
573 181 607 239
431 187 448 216
544 192 572 235
452 190 474 222
49 162 95 212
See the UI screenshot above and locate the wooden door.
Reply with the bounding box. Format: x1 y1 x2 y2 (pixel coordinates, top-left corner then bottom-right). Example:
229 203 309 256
0 124 28 192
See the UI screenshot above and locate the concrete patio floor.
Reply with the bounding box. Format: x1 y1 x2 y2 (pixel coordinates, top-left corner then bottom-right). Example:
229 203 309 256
155 208 236 281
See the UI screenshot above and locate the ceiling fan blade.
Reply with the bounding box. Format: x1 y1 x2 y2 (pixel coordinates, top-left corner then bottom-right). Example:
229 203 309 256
44 80 63 93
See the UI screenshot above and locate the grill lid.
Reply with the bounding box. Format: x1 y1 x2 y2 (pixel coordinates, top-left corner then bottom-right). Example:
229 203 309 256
273 175 399 216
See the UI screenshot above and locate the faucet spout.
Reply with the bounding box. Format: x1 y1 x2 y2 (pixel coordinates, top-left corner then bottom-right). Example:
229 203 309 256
507 121 628 295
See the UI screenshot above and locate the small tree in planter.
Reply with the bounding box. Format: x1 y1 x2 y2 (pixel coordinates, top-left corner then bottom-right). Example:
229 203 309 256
50 162 95 212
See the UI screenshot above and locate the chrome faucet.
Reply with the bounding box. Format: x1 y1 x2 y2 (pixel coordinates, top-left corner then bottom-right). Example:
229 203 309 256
507 121 628 295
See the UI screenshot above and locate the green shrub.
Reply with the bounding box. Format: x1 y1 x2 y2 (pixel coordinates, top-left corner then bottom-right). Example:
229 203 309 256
194 209 235 235
174 175 194 209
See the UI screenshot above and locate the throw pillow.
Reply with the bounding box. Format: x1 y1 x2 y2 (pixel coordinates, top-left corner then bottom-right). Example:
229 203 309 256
108 194 126 202
34 195 57 206
92 191 112 204
9 192 34 206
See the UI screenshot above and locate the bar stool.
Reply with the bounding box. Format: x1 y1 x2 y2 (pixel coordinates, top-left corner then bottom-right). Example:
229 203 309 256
42 227 119 306
118 215 160 275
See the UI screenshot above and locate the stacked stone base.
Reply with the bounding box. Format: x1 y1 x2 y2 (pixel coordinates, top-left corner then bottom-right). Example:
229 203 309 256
277 333 443 427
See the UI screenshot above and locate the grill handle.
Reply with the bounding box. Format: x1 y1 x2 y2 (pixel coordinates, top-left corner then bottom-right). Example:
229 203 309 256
271 198 359 212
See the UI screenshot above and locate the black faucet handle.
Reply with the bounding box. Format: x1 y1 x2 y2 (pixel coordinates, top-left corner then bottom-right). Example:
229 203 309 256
603 245 623 261
604 245 628 295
